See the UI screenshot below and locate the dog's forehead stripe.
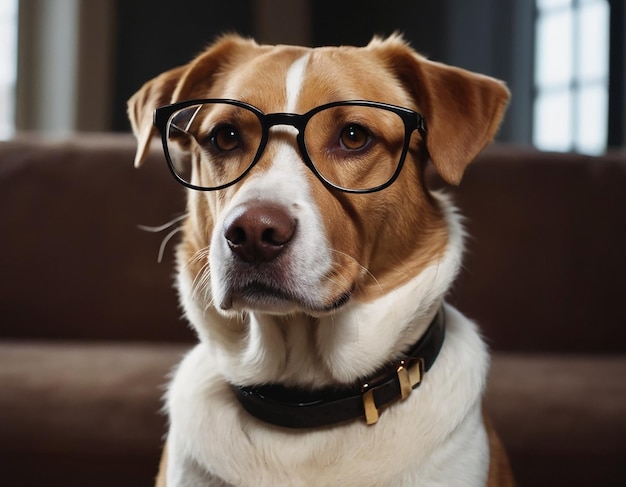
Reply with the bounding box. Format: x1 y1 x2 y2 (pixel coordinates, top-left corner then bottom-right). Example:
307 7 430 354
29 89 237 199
285 53 310 112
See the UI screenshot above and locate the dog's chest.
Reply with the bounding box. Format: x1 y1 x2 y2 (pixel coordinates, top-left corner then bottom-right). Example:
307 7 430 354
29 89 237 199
166 307 490 486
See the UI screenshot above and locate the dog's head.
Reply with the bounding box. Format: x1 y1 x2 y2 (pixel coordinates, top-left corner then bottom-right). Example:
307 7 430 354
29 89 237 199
129 34 508 327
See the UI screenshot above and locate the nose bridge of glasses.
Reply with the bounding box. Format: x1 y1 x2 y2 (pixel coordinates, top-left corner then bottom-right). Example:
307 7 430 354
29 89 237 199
264 112 306 134
259 112 307 156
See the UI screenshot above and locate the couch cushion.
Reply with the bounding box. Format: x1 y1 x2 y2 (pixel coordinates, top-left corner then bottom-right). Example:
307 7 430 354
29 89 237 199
0 341 189 487
486 353 626 487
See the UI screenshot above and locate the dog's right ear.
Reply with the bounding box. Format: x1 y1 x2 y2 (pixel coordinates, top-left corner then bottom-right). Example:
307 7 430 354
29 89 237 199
127 66 187 168
127 34 259 168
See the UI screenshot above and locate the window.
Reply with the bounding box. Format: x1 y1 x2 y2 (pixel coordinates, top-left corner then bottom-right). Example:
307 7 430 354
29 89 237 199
533 0 610 154
0 0 17 139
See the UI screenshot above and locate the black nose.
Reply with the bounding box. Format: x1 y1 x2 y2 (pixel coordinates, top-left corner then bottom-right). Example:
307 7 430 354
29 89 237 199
224 203 296 264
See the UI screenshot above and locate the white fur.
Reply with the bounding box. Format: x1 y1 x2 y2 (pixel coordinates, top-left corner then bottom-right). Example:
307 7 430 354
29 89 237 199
286 53 311 112
166 55 491 486
205 51 337 322
168 197 490 486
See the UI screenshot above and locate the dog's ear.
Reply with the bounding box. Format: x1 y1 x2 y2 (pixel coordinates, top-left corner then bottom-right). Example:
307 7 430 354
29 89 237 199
127 66 187 168
371 36 510 185
127 34 258 168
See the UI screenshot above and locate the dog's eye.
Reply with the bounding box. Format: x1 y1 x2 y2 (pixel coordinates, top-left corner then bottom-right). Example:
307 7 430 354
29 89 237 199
339 124 370 151
210 125 240 152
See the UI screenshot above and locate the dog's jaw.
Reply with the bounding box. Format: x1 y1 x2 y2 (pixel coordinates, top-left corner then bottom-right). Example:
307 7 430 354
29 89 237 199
314 192 466 383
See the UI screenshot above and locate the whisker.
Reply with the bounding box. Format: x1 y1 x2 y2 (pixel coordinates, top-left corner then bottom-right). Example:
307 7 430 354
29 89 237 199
137 213 188 233
329 248 384 297
186 247 212 300
186 246 210 268
138 213 189 263
157 227 183 264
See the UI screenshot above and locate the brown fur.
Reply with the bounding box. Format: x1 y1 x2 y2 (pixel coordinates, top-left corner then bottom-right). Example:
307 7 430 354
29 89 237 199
155 444 168 487
128 34 513 486
486 414 518 487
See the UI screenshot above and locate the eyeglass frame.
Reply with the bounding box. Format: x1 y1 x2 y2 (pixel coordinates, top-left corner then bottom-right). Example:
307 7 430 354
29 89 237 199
153 99 427 194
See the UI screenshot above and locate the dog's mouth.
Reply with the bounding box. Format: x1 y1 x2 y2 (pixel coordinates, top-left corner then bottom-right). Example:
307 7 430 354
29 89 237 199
221 280 354 315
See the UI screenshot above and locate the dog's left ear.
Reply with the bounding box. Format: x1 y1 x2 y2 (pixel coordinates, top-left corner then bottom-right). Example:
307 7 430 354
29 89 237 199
371 36 510 185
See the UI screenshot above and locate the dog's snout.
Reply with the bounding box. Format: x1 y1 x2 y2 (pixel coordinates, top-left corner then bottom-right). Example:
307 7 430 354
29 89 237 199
224 203 296 264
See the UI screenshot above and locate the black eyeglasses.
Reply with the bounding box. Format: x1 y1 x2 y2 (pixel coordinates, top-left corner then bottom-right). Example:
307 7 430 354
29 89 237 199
153 99 426 193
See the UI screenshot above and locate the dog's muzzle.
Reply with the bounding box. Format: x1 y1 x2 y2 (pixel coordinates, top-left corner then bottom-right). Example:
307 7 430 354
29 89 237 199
213 198 349 314
216 201 311 313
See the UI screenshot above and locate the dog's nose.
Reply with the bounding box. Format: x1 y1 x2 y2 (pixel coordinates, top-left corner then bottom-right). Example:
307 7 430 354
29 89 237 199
224 203 296 264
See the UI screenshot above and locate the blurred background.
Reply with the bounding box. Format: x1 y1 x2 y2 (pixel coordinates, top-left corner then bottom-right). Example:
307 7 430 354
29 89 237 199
1 3 625 486
0 0 623 154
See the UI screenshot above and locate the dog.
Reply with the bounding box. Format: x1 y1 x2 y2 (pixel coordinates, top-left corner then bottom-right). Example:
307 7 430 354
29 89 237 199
128 34 514 486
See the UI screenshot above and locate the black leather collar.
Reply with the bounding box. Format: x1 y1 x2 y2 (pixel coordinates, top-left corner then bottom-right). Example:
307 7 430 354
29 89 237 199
231 307 446 429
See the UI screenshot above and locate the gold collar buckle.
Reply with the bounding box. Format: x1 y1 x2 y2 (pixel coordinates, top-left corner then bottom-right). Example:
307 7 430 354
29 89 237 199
361 357 425 425
396 357 425 399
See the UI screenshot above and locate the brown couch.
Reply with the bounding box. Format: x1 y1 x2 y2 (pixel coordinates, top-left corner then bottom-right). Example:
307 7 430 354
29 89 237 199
1 134 625 487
